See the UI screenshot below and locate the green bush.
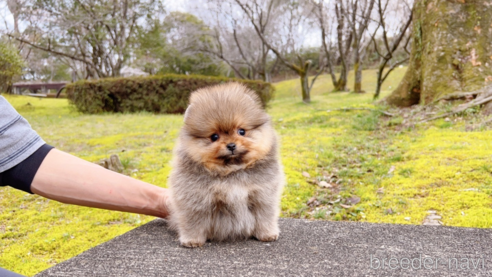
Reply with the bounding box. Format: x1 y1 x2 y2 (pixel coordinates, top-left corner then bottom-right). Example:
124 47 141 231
0 42 25 92
65 74 275 114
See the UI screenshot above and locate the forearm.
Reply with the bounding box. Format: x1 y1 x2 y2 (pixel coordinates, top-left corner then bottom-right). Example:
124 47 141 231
31 149 169 218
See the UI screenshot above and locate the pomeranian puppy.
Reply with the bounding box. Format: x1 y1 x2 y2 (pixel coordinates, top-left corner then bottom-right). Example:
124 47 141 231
168 82 284 248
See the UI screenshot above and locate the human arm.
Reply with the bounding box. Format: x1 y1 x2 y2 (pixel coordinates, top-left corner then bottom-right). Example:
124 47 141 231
0 95 169 218
31 149 170 218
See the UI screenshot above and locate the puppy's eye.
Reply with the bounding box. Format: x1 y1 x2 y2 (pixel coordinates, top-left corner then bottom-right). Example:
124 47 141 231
238 129 246 136
211 134 219 142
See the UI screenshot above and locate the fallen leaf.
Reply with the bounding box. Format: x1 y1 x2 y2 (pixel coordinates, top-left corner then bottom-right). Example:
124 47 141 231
347 196 361 205
340 204 352 209
404 217 411 221
318 181 332 188
388 166 395 174
307 179 318 185
329 199 340 205
322 171 335 180
302 171 310 178
307 197 318 206
307 197 316 204
376 187 385 194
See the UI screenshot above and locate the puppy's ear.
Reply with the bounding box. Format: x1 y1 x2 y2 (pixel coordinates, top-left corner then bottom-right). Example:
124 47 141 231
184 104 192 123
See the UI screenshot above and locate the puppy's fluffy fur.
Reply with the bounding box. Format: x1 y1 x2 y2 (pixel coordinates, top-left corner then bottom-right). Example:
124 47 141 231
168 83 284 248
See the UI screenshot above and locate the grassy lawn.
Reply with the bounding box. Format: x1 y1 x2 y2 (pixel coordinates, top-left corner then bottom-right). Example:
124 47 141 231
2 66 492 275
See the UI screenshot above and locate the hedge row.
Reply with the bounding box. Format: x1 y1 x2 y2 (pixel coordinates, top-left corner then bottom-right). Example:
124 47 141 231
65 74 275 114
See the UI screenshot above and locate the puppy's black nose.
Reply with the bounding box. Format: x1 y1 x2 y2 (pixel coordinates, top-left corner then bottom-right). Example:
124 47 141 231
226 143 236 151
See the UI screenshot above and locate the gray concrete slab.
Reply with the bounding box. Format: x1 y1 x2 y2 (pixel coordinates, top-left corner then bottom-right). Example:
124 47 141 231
36 219 492 276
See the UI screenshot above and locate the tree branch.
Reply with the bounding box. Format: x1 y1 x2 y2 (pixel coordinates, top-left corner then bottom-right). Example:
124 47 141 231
234 0 300 73
309 64 325 93
8 34 94 68
421 94 492 123
381 57 409 82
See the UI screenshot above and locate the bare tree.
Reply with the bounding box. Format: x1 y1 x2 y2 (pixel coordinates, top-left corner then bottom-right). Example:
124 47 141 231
332 0 356 92
235 0 322 103
313 0 338 89
7 0 163 78
316 0 375 93
372 0 413 99
229 0 280 82
193 0 281 81
231 16 281 82
198 14 249 79
342 0 375 93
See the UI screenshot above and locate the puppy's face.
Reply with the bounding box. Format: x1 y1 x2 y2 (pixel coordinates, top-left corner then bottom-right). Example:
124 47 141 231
179 83 274 175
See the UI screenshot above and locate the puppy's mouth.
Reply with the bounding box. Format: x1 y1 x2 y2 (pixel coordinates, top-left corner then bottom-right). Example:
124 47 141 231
216 151 248 165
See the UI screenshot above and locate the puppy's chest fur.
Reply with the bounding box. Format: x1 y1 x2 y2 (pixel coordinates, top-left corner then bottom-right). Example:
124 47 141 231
209 178 259 216
192 172 270 240
174 148 279 209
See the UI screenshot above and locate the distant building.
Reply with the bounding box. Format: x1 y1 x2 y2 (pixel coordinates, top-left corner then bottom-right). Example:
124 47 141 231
11 81 68 98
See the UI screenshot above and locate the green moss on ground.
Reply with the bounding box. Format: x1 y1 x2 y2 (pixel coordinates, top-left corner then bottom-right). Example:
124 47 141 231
2 66 492 275
365 127 492 226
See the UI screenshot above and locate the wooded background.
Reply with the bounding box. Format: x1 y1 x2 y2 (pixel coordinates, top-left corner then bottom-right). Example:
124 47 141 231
2 0 492 106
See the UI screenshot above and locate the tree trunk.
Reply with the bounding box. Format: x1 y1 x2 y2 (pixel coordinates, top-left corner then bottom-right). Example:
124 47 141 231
352 41 362 93
300 72 310 103
334 66 348 91
333 1 351 92
327 61 337 88
353 61 363 93
374 61 387 99
387 0 492 106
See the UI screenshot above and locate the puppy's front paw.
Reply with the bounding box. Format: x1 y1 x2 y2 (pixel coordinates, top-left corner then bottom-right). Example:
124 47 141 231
254 223 279 242
255 232 279 242
180 238 205 248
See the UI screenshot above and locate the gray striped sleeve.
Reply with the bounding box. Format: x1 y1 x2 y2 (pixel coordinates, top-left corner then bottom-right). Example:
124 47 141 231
0 95 46 172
